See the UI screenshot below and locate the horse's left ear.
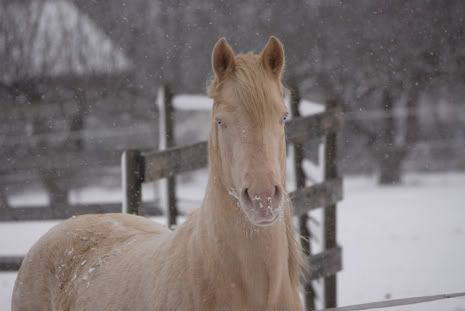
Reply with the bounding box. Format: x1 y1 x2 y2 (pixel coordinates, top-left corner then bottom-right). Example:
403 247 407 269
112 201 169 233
260 36 285 79
212 37 236 80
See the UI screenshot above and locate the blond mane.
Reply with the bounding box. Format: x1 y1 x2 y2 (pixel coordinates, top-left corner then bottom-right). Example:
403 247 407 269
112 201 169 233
208 53 285 125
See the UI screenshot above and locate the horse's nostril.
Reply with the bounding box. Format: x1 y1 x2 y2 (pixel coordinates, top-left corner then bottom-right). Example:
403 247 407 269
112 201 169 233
242 188 251 203
274 185 282 200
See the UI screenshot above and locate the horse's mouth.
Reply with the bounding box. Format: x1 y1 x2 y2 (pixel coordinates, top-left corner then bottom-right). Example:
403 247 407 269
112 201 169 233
241 204 282 227
253 214 280 227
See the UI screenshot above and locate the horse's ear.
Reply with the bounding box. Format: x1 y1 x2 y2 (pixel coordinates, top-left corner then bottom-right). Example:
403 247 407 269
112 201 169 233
260 36 285 79
212 38 235 80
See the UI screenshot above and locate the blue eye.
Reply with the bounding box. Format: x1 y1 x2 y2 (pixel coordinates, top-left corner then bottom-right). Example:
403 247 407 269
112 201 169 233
281 113 288 124
216 118 224 127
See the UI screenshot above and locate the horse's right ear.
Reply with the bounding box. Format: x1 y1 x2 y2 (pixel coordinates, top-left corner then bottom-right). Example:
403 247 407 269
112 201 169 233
260 36 285 79
212 38 235 80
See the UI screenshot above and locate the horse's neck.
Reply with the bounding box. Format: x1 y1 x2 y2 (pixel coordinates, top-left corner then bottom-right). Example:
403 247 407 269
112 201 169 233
192 172 292 302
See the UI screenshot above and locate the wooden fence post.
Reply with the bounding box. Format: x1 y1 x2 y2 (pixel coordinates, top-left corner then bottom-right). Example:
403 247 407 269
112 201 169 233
324 98 339 308
122 150 144 215
163 84 178 227
290 84 315 311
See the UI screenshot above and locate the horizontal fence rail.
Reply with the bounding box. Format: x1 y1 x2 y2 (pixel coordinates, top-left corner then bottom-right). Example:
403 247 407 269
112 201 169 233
306 246 342 281
290 178 343 216
0 150 121 174
144 142 208 181
143 109 343 182
0 203 162 222
285 108 343 144
0 257 22 271
0 124 154 147
318 292 465 311
0 166 120 186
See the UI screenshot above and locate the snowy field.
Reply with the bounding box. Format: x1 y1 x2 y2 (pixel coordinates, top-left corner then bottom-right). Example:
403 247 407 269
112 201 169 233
337 173 465 311
1 172 465 310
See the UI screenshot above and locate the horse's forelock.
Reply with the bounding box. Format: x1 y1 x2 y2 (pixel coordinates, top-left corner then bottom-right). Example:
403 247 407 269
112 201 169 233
209 53 284 125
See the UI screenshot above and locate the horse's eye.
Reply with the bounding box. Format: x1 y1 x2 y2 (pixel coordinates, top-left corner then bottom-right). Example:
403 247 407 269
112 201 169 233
281 113 288 124
216 118 225 128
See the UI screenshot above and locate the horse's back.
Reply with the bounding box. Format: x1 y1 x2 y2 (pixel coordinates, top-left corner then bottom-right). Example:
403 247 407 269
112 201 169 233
12 213 169 311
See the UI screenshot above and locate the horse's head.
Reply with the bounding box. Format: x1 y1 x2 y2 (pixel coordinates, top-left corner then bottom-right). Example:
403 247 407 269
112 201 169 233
208 36 288 227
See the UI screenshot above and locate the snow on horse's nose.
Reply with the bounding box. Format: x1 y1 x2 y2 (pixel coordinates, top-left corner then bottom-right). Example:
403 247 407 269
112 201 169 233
240 172 283 225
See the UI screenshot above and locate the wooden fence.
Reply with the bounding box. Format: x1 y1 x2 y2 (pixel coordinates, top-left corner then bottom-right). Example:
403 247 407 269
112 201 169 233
0 87 344 310
122 85 344 310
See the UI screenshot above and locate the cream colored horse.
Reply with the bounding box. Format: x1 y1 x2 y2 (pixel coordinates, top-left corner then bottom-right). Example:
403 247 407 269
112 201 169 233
12 36 304 311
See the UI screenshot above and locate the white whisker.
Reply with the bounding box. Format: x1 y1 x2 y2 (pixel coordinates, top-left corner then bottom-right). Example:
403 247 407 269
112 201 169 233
228 189 240 200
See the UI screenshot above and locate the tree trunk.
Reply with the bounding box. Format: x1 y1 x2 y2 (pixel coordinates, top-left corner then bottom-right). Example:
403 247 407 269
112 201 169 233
406 86 420 144
0 189 9 208
378 147 406 184
42 170 68 209
377 89 406 185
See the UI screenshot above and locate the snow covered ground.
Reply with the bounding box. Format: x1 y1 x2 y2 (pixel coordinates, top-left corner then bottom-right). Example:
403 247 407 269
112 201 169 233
1 172 465 310
337 173 465 311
